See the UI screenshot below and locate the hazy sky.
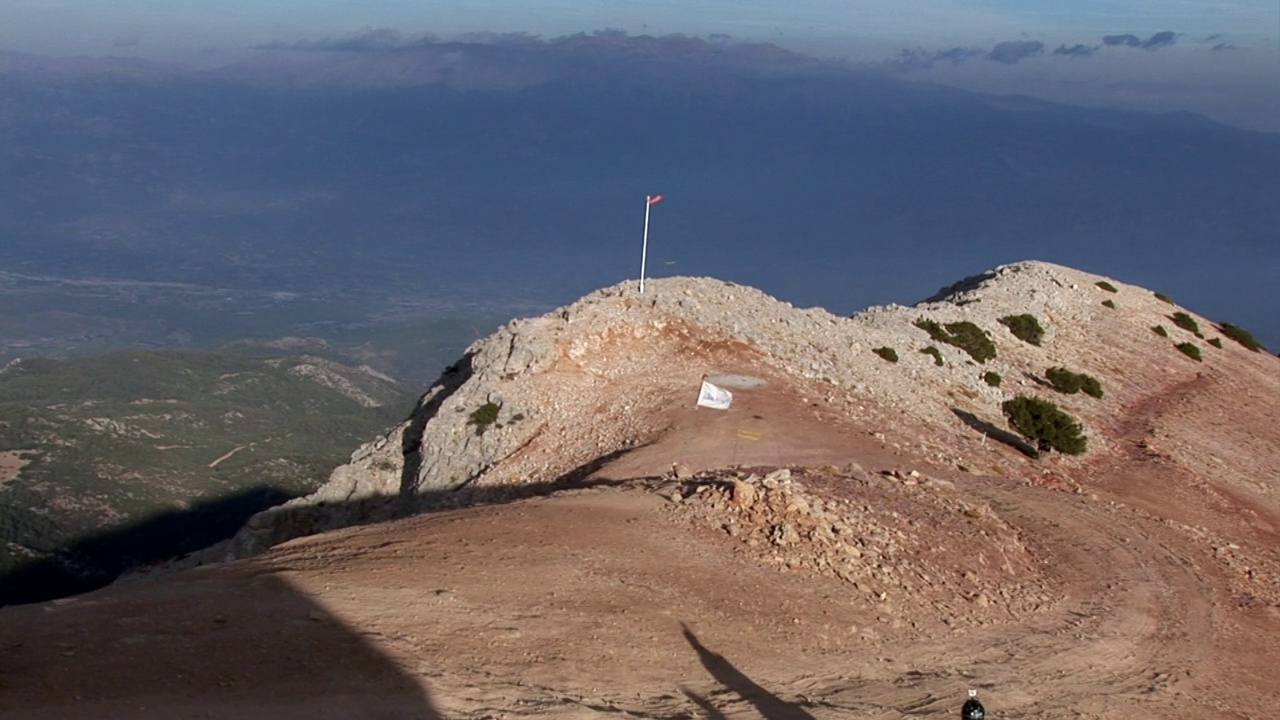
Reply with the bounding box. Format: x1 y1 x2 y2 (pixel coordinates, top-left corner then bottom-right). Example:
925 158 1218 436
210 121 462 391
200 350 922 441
2 0 1278 130
3 0 1275 56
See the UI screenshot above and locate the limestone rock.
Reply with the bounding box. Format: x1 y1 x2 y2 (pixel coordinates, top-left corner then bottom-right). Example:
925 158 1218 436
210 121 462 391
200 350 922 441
731 479 757 509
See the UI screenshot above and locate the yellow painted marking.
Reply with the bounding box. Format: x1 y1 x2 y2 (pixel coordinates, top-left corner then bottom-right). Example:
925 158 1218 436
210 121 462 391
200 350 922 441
735 429 762 441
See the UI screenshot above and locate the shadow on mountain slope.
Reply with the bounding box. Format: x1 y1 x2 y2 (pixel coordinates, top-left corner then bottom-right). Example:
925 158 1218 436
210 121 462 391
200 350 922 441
2 443 658 607
258 446 650 550
400 353 475 498
0 568 443 719
0 486 293 606
951 408 1039 458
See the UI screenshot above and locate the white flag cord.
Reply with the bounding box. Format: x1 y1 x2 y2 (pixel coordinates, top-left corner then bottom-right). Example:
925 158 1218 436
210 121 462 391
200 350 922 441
640 198 652 294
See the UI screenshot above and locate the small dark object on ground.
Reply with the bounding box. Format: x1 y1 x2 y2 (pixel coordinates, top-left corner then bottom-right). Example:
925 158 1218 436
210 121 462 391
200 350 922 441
998 314 1044 346
1176 342 1203 362
873 347 899 363
1045 367 1104 398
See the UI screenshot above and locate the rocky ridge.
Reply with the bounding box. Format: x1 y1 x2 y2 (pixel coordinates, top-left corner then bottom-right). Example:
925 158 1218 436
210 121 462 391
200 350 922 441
220 260 1280 558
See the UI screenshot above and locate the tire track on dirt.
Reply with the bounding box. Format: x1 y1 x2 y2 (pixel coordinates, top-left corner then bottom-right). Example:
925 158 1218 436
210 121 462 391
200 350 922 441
768 481 1220 719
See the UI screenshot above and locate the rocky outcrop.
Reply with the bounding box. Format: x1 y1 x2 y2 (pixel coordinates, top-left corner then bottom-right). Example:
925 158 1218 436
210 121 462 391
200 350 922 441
659 465 1049 626
219 260 1279 557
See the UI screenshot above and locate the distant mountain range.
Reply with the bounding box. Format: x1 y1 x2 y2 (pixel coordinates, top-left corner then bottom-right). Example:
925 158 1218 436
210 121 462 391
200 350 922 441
2 34 1278 350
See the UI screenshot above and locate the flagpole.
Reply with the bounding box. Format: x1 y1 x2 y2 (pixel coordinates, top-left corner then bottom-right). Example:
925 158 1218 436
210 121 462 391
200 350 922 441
640 196 652 294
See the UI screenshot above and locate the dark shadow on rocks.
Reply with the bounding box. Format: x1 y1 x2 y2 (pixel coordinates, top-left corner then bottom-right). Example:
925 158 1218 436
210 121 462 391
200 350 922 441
951 408 1040 458
400 353 476 498
5 436 660 609
0 569 443 719
0 486 292 607
681 687 729 720
224 442 659 573
405 443 651 513
924 270 997 304
1022 370 1054 389
681 623 817 720
537 443 654 487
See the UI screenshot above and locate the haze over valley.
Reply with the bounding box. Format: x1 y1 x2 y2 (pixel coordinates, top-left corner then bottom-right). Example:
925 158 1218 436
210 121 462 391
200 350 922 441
2 30 1279 371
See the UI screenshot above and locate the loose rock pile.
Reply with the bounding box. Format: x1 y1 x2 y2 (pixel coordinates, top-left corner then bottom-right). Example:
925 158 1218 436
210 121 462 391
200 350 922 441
657 465 1056 630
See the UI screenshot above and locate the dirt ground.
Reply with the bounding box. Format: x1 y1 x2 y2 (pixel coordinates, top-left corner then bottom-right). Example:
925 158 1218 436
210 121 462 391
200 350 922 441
1 378 1278 719
0 449 37 487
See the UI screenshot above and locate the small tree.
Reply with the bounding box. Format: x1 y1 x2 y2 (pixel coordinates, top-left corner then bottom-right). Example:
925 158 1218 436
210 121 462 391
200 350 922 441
1217 322 1266 352
1002 396 1088 455
1045 367 1104 399
1171 312 1201 336
914 318 997 363
873 346 899 363
468 401 503 435
998 314 1045 346
1176 342 1203 362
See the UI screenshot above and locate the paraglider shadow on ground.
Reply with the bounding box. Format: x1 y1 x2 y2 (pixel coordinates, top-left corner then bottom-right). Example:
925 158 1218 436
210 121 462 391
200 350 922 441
679 623 817 720
951 408 1039 458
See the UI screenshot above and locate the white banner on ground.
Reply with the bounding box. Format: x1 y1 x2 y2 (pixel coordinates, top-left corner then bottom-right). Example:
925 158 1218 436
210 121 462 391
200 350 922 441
696 380 733 410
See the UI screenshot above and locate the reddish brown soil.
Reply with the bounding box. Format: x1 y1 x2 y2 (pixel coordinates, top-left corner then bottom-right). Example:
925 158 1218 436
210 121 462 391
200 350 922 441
2 376 1278 719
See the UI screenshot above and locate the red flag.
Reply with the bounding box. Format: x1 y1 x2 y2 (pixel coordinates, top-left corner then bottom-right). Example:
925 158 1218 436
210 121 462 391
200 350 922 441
647 194 664 205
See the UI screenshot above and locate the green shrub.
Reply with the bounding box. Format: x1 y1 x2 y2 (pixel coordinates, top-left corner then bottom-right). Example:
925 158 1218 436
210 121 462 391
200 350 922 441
1154 292 1174 304
1171 312 1201 335
1045 367 1104 399
1217 322 1266 352
872 347 899 363
1095 281 1118 293
1175 342 1202 362
914 319 945 342
467 401 503 435
1101 299 1116 309
914 319 997 363
920 346 944 366
982 371 1002 387
1207 337 1223 349
1152 325 1169 338
998 314 1044 346
1001 396 1088 455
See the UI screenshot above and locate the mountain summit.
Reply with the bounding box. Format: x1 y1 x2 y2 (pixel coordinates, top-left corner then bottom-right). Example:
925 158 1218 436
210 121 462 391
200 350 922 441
2 260 1277 718
220 260 1278 553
